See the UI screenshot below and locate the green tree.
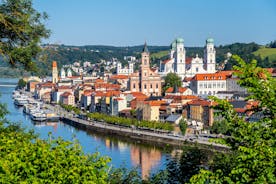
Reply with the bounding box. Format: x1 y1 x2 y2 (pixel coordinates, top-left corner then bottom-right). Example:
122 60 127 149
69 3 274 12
179 119 187 135
189 55 276 183
210 119 230 135
163 72 182 92
17 78 27 89
0 0 50 71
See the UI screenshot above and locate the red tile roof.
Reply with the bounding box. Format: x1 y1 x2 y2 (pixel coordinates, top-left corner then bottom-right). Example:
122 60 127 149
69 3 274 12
105 91 121 97
130 92 148 98
40 82 55 87
83 90 94 96
145 100 166 107
186 57 193 65
166 87 188 93
95 79 104 83
188 99 212 106
110 75 129 80
94 83 121 90
193 73 227 81
61 92 72 97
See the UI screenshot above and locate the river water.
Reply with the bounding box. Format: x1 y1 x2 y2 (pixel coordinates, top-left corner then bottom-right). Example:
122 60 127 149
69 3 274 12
0 78 176 178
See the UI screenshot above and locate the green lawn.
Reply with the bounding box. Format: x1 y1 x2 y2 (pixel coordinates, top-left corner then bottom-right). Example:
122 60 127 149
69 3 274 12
253 47 276 61
151 50 169 59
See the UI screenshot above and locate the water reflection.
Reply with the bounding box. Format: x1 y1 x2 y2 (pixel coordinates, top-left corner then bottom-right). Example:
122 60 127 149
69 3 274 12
1 85 172 176
131 146 162 179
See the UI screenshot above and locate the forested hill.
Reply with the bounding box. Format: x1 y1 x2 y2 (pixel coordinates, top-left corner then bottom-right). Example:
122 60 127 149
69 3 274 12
0 42 275 77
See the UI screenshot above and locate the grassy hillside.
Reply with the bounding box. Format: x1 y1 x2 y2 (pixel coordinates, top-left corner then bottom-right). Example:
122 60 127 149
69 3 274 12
253 47 276 61
151 50 169 60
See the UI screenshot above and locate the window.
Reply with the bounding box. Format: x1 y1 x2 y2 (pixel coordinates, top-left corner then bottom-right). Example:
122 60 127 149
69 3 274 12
217 83 220 88
221 83 225 88
144 84 147 89
213 83 216 88
208 83 211 88
156 84 158 88
199 83 203 88
150 84 152 88
133 84 135 89
196 67 198 72
204 83 207 88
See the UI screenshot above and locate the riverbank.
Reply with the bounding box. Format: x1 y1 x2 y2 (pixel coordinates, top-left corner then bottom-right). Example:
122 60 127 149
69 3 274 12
21 89 229 151
61 116 229 151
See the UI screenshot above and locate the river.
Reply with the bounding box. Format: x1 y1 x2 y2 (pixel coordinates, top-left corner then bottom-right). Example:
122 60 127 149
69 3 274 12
0 79 176 179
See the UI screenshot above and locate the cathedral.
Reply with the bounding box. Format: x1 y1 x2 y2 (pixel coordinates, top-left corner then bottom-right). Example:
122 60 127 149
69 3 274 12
159 38 216 79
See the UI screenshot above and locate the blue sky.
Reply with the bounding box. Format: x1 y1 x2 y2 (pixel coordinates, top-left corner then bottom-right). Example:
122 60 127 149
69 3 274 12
33 0 276 46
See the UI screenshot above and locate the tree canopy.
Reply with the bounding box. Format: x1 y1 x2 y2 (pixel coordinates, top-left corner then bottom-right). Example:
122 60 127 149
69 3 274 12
163 72 182 92
0 0 50 71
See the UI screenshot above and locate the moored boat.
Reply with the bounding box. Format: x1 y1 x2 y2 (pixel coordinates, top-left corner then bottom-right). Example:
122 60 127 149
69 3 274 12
30 112 47 121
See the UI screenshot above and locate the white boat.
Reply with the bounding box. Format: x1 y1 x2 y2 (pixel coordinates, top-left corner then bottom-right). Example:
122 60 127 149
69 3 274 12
30 112 47 121
14 98 29 106
23 104 40 114
44 110 59 122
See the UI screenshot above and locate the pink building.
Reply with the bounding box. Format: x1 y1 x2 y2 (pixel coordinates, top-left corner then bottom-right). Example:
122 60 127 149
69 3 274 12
130 43 162 96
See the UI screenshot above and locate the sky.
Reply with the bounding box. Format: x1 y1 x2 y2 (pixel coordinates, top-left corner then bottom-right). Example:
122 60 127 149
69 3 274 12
33 0 276 47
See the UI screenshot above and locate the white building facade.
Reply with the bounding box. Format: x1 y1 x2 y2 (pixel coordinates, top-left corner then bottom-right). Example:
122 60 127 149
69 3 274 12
159 38 217 79
190 73 227 97
116 62 134 75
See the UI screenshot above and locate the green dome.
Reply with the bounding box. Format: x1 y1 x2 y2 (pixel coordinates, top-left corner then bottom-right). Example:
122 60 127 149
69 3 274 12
176 37 184 44
206 38 214 44
171 41 176 49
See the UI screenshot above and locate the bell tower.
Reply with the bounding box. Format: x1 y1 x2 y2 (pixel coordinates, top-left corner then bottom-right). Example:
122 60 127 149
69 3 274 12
52 61 58 83
141 42 150 78
204 38 216 73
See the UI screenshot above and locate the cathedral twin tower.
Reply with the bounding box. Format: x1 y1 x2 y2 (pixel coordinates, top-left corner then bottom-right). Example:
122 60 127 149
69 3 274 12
159 38 216 79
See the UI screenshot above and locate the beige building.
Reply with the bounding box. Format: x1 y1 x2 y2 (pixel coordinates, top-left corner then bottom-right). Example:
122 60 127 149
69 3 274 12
130 43 162 96
136 100 164 121
60 92 75 106
187 99 214 127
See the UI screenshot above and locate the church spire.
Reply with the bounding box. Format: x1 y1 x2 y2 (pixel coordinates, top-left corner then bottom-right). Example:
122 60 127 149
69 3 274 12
142 42 149 53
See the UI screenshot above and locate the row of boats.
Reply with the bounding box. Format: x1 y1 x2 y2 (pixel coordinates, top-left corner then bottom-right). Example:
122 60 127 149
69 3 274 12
13 90 60 122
